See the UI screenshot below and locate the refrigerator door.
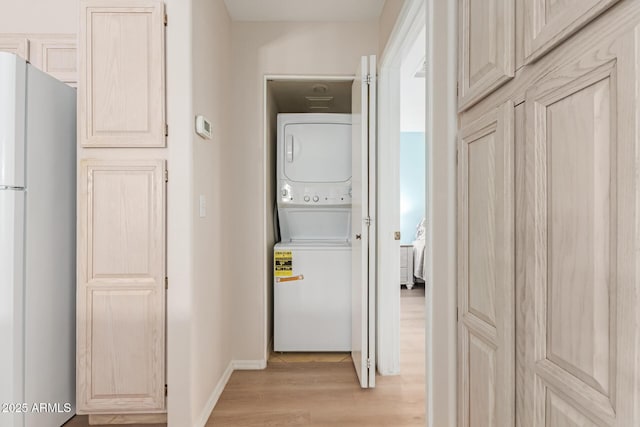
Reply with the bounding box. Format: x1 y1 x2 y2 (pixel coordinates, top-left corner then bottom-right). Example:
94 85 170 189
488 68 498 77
0 52 26 189
0 189 25 427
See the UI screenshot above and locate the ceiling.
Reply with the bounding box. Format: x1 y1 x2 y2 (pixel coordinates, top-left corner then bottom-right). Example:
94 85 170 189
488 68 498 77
268 80 353 113
223 0 386 22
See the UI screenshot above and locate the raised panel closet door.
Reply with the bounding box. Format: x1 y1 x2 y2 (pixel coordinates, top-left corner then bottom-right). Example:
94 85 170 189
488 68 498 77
79 0 165 147
523 0 620 63
523 26 640 426
0 37 29 60
458 0 515 111
77 159 166 413
458 102 515 427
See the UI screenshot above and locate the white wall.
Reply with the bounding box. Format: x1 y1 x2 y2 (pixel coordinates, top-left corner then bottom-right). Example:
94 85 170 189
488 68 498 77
378 0 405 57
400 26 425 132
189 0 233 425
0 0 78 33
229 21 379 361
164 0 194 425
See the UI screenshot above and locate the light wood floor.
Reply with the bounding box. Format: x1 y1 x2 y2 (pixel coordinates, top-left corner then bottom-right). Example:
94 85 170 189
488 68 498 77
206 285 426 426
65 286 425 427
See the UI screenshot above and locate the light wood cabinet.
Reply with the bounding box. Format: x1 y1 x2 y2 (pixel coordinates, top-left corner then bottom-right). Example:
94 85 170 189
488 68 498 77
29 36 77 86
0 34 77 86
79 0 166 148
523 0 620 63
0 36 29 60
457 102 515 427
458 0 515 111
77 159 166 413
457 1 640 426
76 0 168 419
521 25 640 426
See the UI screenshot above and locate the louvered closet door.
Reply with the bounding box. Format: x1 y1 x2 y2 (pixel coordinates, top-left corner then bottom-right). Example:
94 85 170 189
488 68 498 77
522 25 640 426
457 102 515 427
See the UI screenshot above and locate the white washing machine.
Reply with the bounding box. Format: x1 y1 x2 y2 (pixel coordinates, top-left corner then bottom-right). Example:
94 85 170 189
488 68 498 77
274 113 352 352
274 241 351 351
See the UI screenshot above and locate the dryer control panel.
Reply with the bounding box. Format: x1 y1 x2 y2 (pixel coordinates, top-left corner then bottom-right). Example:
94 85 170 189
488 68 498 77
279 181 352 208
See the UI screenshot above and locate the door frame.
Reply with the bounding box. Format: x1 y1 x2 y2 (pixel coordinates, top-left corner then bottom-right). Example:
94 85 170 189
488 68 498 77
377 0 458 425
376 0 426 377
261 73 356 362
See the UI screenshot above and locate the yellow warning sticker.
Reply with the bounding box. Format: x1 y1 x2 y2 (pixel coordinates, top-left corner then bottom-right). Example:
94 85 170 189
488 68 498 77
274 250 293 277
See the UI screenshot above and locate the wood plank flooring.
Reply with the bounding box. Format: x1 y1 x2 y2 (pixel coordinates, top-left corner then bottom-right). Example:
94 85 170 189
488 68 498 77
64 286 425 427
206 285 426 426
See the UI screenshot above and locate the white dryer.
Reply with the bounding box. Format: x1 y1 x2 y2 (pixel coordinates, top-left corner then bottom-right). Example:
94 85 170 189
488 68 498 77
274 113 352 352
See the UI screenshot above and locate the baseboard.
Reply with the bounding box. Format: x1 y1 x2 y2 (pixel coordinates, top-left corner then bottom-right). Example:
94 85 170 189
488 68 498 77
193 360 234 427
232 359 267 370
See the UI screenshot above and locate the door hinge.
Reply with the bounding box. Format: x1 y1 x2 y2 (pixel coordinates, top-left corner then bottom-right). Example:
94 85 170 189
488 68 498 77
165 384 168 396
165 123 168 137
456 148 459 165
367 358 372 369
165 277 168 289
456 83 459 97
363 73 374 85
456 307 459 322
364 216 372 227
164 13 168 26
164 169 168 183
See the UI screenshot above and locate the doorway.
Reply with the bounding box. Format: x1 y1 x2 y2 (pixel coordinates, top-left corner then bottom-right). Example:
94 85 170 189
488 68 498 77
376 0 427 378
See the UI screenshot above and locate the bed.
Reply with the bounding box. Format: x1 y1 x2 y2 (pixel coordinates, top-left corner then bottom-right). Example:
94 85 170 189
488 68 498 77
412 218 427 284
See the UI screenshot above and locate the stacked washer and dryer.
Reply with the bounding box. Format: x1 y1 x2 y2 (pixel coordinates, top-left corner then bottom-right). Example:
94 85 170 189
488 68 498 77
274 113 352 352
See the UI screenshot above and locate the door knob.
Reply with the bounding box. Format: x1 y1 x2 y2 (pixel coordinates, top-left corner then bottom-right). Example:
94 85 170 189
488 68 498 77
355 234 362 240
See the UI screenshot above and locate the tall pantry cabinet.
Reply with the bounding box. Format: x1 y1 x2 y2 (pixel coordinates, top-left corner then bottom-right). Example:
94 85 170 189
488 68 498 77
457 0 640 426
76 0 167 423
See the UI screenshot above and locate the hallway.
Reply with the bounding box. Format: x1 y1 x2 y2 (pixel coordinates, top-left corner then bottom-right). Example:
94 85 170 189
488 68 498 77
206 286 426 426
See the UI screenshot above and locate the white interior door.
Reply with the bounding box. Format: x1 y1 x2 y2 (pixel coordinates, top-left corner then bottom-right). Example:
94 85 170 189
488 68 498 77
352 55 377 388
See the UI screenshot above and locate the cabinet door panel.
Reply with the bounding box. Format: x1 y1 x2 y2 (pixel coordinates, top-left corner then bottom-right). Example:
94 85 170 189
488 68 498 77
458 102 515 427
523 27 640 426
0 37 29 60
77 159 165 412
79 0 165 147
458 0 515 111
523 0 620 63
29 36 77 86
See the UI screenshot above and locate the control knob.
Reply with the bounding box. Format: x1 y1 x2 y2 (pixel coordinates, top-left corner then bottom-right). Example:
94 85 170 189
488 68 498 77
304 195 310 202
313 195 319 202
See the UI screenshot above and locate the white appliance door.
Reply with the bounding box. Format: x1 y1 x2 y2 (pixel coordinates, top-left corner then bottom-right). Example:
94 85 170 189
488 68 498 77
0 189 25 427
351 55 377 388
283 122 352 183
0 52 26 188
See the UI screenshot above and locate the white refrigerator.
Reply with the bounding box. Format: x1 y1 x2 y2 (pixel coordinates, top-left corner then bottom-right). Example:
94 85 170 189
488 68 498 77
0 52 76 427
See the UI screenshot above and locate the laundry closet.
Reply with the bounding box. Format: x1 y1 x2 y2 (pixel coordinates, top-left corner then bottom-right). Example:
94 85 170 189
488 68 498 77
264 79 354 352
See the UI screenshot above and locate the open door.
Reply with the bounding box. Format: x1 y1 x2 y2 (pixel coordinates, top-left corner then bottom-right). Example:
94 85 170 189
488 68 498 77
351 55 377 388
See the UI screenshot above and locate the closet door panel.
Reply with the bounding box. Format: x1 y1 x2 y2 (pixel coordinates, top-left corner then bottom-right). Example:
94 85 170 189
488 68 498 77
78 159 165 413
0 37 29 60
458 0 515 111
523 27 640 426
523 0 620 63
79 0 165 147
458 102 515 427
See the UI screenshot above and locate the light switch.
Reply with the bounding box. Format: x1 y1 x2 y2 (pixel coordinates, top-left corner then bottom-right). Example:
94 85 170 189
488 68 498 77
199 195 206 218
